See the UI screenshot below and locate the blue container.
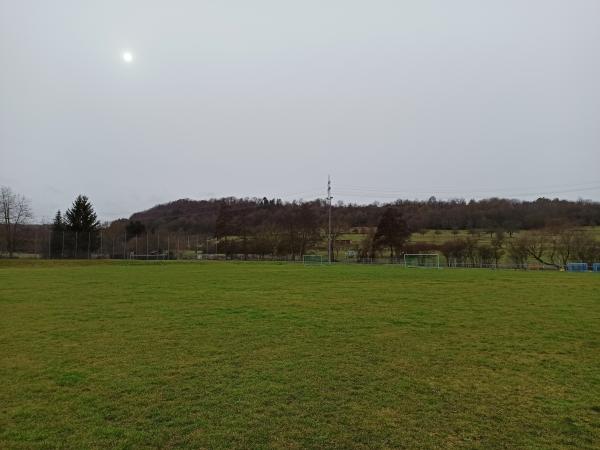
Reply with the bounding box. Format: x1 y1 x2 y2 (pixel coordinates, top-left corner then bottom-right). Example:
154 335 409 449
593 263 600 272
566 263 588 272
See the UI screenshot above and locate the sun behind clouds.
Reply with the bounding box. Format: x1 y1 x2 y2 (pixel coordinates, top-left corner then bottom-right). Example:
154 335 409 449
122 51 133 63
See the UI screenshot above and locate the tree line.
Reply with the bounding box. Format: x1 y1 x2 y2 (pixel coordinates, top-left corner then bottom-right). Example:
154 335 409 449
130 196 600 235
2 186 600 264
399 227 600 268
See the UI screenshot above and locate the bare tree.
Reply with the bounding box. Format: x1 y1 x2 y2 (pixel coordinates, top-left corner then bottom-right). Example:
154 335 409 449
329 216 350 261
507 236 529 267
509 228 574 269
518 231 558 267
359 228 376 260
554 229 576 268
571 230 600 263
491 230 506 266
1 186 33 257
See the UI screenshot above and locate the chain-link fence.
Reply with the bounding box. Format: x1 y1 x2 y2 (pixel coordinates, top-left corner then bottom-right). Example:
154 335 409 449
0 229 207 260
2 228 598 271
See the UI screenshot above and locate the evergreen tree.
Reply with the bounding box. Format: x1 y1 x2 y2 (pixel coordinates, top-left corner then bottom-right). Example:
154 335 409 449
52 210 64 233
374 208 410 261
50 210 66 257
65 195 99 232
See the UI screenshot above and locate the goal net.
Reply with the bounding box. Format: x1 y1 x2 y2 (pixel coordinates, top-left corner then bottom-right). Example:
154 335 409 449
303 255 323 266
403 253 440 269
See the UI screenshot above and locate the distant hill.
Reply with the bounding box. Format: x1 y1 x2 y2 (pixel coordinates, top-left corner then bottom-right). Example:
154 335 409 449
128 196 600 235
129 198 225 234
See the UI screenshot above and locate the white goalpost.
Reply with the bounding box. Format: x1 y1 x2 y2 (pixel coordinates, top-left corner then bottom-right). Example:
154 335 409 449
403 253 440 269
303 255 324 266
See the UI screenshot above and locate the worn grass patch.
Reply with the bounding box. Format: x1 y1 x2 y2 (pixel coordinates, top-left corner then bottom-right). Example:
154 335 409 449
1 260 599 449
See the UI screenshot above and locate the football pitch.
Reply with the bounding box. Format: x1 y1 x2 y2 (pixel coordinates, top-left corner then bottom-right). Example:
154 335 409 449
1 260 599 449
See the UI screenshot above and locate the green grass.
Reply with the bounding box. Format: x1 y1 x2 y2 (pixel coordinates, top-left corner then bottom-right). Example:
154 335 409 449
1 260 599 449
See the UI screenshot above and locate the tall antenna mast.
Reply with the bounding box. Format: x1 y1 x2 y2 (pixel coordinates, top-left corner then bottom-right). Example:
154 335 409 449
327 175 333 264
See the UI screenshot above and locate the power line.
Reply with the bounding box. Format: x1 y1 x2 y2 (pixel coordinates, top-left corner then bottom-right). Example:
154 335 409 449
336 180 600 195
335 185 600 200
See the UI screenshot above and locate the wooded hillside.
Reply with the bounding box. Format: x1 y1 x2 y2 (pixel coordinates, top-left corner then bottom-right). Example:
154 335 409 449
129 196 600 235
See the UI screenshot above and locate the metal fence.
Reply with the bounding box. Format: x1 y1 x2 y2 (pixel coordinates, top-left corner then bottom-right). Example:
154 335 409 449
2 229 599 272
0 230 203 260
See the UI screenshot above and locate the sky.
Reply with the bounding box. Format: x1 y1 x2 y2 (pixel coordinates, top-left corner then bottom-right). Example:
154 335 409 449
1 0 599 222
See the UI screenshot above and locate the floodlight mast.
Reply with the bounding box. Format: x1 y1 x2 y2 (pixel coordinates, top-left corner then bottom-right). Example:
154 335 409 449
327 175 333 264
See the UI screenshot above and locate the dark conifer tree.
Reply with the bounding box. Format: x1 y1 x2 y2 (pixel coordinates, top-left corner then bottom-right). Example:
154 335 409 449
374 208 411 260
65 195 99 232
52 210 64 233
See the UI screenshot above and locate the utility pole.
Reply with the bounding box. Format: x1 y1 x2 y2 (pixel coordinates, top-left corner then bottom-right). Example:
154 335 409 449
327 175 333 264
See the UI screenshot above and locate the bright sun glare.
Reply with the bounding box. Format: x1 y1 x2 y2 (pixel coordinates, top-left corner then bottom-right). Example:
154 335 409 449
122 51 133 63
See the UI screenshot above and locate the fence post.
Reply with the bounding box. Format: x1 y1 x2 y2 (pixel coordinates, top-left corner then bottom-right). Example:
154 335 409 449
48 230 52 259
75 232 78 258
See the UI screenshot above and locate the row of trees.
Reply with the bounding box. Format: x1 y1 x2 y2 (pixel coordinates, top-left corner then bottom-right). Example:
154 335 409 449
2 186 600 265
394 227 600 268
507 228 599 268
209 205 411 260
0 188 110 258
437 236 506 267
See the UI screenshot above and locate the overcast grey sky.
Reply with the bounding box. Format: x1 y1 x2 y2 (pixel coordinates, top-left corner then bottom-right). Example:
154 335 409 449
1 1 599 221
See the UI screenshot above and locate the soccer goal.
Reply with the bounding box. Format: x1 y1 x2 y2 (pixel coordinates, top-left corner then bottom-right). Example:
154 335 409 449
303 255 323 266
403 253 440 269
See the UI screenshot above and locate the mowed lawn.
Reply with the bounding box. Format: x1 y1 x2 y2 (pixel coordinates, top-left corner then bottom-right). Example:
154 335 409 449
1 261 599 449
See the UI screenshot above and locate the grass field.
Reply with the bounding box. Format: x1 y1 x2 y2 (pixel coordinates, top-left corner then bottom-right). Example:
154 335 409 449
1 261 599 449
